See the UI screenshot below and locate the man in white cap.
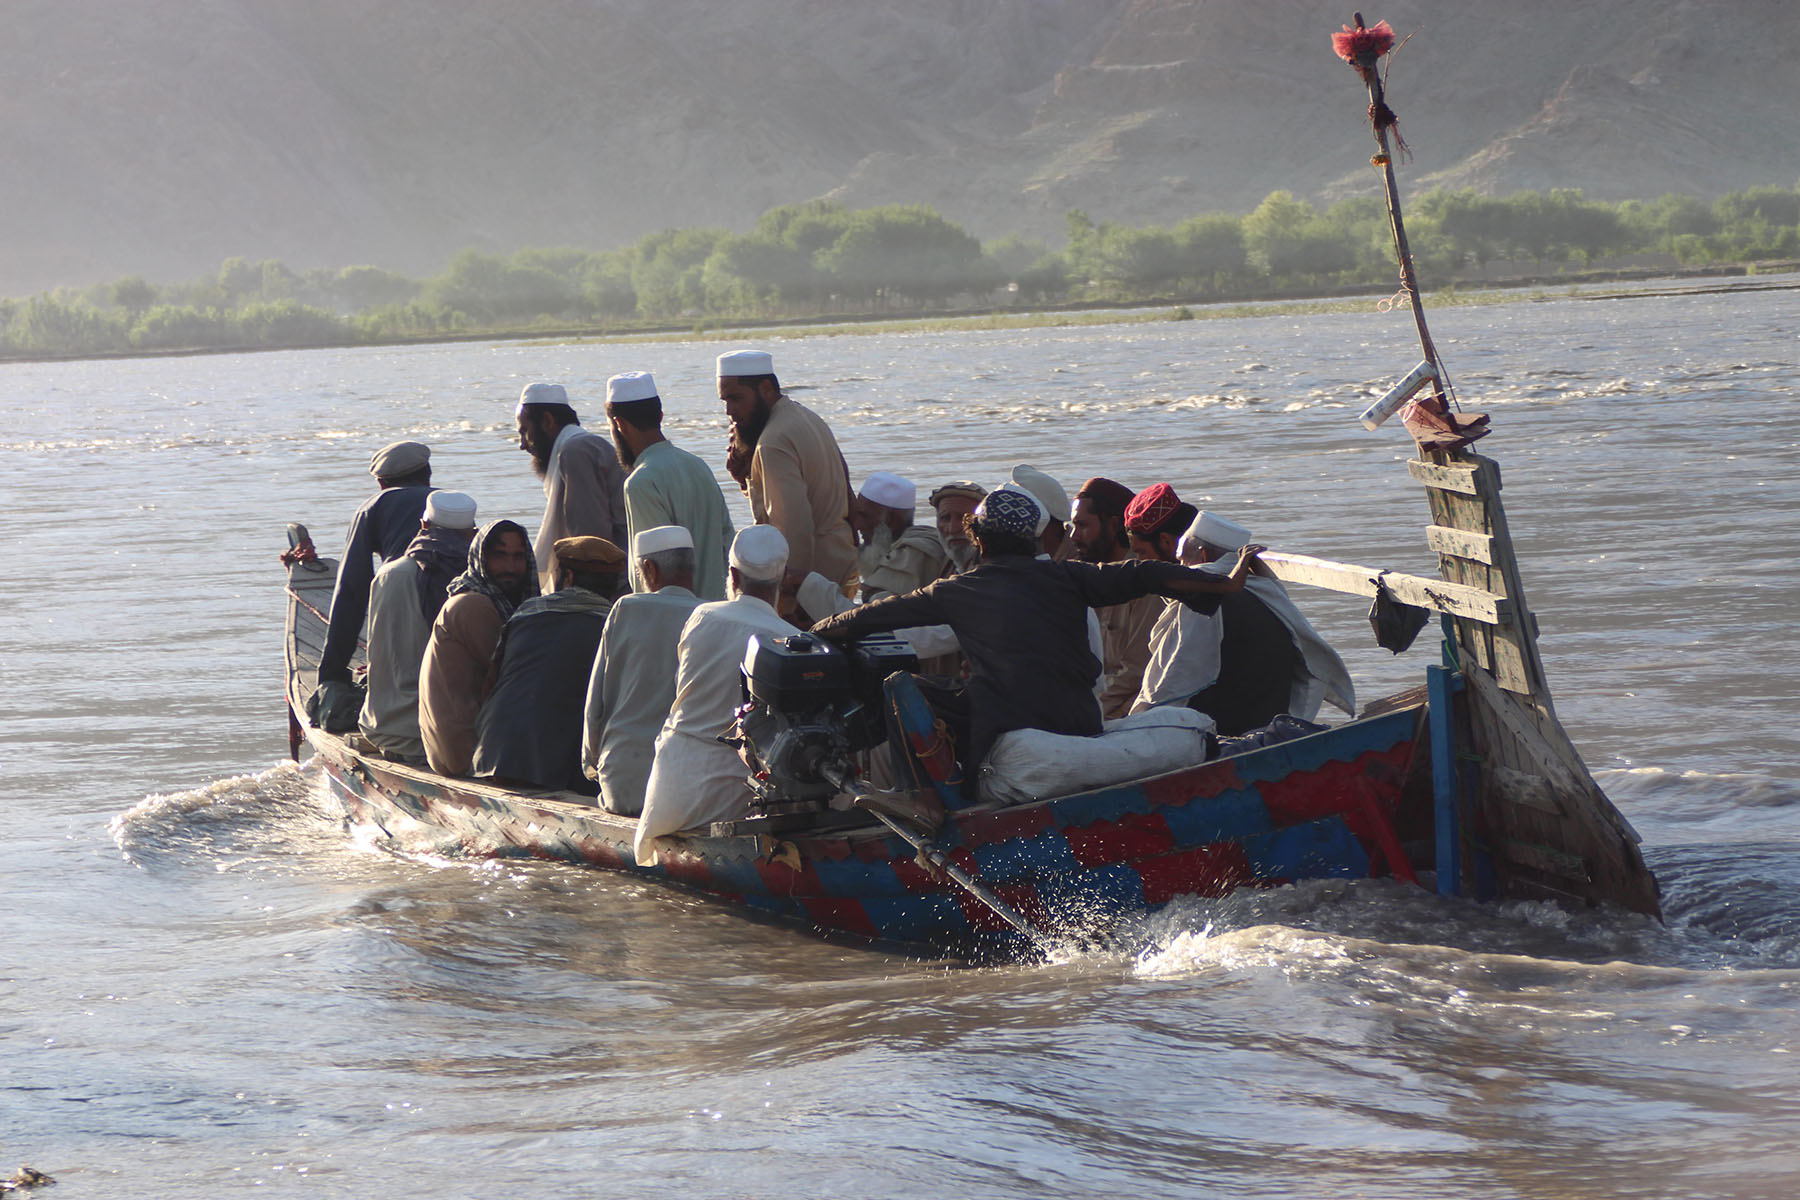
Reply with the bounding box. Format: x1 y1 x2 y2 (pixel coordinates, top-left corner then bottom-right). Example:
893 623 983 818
1011 464 1073 560
581 525 705 816
604 370 734 601
1129 491 1354 733
358 490 478 763
635 525 802 865
794 470 949 620
516 381 628 591
716 350 859 605
317 440 437 706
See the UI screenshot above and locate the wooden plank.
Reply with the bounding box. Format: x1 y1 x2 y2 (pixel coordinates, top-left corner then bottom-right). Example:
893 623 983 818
1490 766 1566 816
1408 458 1488 496
1461 664 1585 794
1497 837 1591 883
1426 524 1495 564
1259 553 1511 625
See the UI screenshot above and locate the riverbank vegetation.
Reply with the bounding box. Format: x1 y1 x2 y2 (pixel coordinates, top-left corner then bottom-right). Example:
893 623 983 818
5 184 1798 360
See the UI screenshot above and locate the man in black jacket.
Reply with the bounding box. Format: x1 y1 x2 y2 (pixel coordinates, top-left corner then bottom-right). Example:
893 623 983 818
809 487 1261 774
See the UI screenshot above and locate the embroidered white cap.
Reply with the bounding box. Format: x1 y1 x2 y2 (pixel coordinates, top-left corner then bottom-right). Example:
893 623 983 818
858 470 916 511
423 490 478 530
633 524 694 558
717 349 775 377
729 524 789 580
1010 464 1070 523
1184 510 1253 552
516 382 569 413
606 371 659 406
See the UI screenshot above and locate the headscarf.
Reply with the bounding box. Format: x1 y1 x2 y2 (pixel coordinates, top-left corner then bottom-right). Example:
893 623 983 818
445 519 540 622
403 523 480 620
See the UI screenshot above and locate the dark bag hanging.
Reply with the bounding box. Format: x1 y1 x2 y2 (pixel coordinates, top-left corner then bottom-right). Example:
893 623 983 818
1368 574 1431 653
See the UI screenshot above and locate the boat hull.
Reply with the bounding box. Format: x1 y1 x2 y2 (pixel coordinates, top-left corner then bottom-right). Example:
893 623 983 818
306 706 1426 960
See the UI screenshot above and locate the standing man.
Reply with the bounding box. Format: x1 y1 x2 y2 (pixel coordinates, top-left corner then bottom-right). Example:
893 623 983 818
358 490 479 763
1071 476 1162 720
317 440 436 708
472 536 627 793
635 526 802 866
582 525 705 816
516 381 627 592
604 370 733 601
418 519 538 776
716 349 859 601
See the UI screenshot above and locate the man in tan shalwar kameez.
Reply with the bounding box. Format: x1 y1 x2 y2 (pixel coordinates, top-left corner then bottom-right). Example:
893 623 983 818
717 349 859 605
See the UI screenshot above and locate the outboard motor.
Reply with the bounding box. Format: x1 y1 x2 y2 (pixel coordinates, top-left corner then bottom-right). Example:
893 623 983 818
732 632 918 816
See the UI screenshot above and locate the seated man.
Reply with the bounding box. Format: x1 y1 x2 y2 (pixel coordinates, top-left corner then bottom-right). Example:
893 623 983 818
810 487 1261 782
795 470 947 620
928 481 986 578
1071 476 1163 720
472 536 626 793
582 526 705 816
1010 464 1073 560
1128 485 1353 734
635 526 802 866
418 519 538 776
358 490 478 762
315 440 436 723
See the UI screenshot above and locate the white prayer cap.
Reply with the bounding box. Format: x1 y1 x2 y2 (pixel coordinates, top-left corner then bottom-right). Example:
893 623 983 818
1184 510 1253 552
717 349 775 378
729 524 789 581
995 482 1050 536
1010 464 1070 523
423 490 478 530
633 524 693 558
517 382 569 413
858 470 916 511
606 371 659 407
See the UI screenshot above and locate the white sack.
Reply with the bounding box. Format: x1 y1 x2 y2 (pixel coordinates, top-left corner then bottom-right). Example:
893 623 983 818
978 707 1215 805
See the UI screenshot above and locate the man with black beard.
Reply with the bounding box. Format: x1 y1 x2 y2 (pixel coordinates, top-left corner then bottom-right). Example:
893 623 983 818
716 349 858 605
418 519 539 776
1071 477 1163 719
604 370 733 601
515 382 627 592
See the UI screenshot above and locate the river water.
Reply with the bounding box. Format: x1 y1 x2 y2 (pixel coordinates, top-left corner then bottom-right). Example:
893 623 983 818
4 279 1799 1198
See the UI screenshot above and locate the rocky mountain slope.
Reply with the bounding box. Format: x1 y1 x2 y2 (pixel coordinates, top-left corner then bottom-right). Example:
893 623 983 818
5 0 1795 293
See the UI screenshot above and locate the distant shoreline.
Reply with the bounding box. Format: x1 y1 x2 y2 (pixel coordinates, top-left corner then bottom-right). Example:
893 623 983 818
5 259 1795 367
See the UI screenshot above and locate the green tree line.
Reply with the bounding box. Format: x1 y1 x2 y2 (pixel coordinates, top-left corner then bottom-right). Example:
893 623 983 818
5 185 1798 359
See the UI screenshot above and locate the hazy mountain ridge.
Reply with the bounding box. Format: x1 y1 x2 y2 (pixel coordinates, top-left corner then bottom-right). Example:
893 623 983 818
6 0 1795 293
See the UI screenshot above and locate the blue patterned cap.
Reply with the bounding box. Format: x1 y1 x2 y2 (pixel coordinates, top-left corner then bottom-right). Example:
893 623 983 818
972 486 1043 540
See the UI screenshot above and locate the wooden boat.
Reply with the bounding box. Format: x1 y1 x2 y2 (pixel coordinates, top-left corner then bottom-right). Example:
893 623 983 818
282 438 1658 962
278 23 1659 958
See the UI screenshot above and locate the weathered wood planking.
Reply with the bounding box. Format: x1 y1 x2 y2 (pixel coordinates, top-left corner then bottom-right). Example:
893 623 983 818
1258 553 1510 624
1426 524 1495 564
1407 457 1500 496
